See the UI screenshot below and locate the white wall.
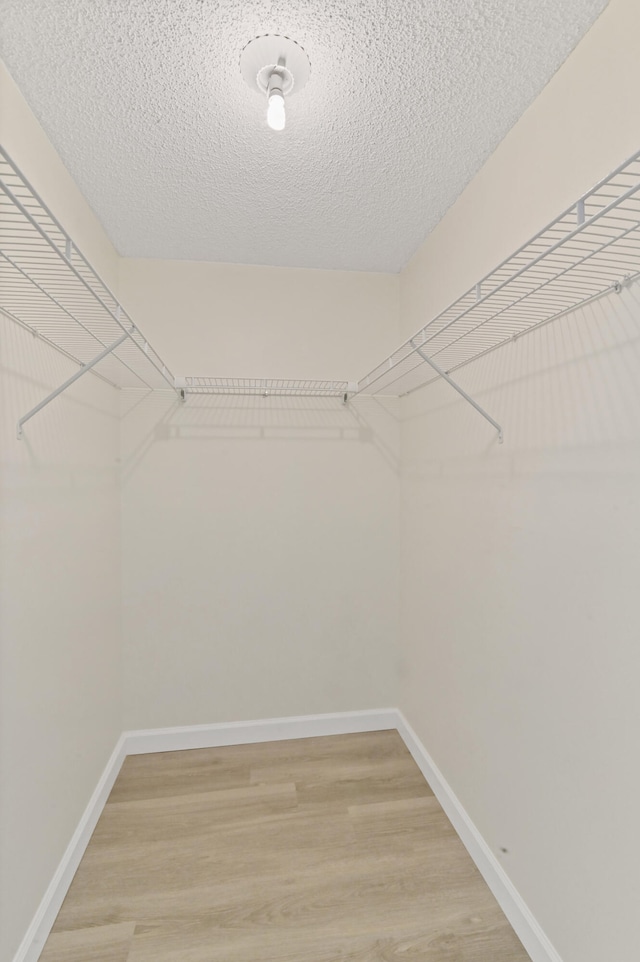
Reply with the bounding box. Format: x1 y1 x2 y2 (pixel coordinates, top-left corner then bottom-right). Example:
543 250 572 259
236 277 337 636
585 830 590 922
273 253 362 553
118 260 400 729
0 62 122 962
399 2 640 961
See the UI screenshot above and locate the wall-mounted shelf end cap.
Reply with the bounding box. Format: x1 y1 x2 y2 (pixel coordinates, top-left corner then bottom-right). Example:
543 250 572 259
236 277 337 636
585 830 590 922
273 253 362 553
343 381 358 403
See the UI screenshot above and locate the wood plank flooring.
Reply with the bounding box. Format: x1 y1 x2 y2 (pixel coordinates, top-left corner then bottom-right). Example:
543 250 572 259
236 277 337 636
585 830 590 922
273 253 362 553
40 731 531 961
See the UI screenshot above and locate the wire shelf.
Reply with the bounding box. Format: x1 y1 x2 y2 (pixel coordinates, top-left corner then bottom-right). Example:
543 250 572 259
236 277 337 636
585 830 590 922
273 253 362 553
356 151 640 397
0 147 175 392
4 141 640 423
175 377 350 397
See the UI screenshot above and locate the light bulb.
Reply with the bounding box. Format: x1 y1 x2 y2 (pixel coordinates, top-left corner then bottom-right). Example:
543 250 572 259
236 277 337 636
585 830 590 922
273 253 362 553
267 91 285 131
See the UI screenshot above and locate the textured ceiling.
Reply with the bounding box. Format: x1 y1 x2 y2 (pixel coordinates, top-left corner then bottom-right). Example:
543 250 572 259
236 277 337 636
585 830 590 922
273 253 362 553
0 0 608 272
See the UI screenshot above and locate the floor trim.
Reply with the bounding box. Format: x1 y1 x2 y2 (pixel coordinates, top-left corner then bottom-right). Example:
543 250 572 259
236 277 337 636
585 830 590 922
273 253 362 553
123 708 399 754
395 711 562 962
12 734 128 962
15 709 561 962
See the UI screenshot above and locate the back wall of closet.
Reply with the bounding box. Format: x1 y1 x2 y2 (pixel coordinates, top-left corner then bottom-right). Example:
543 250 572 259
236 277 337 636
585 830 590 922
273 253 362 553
117 259 401 730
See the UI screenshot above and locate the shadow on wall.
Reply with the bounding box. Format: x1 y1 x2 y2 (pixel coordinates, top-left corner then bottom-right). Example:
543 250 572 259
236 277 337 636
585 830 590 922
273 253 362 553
120 393 401 481
402 279 640 478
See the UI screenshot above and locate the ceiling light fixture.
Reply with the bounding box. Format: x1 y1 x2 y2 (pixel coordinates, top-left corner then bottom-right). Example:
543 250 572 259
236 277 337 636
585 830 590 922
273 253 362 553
240 35 311 133
267 68 286 131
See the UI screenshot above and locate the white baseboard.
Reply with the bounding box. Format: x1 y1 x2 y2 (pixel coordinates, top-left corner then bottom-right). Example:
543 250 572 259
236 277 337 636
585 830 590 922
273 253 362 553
395 711 562 962
14 708 560 962
123 708 398 754
12 734 127 962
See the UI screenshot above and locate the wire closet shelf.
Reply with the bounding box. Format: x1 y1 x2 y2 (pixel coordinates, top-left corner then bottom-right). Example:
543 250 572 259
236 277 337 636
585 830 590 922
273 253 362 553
355 150 640 398
3 145 640 436
174 377 350 397
0 146 176 395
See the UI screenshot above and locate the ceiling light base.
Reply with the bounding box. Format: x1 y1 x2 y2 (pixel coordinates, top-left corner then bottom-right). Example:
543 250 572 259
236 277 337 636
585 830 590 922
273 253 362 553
240 35 311 97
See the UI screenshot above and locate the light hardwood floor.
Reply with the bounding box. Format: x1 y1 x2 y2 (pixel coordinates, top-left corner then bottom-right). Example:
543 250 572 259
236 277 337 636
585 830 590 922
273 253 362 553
40 731 530 961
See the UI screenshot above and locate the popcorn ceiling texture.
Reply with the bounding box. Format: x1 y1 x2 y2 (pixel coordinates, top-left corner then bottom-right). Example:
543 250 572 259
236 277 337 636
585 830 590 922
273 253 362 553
0 0 607 272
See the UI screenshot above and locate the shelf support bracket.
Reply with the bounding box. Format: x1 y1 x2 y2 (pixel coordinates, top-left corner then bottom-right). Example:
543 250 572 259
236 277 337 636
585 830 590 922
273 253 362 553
410 340 504 443
16 331 130 440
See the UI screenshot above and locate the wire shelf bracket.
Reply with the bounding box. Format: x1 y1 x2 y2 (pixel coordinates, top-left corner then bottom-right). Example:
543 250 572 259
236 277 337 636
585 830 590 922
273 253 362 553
16 329 130 439
410 340 503 442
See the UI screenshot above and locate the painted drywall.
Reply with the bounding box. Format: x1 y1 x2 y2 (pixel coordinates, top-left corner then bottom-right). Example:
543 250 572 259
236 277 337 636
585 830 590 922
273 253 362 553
118 259 401 729
0 61 122 962
398 2 640 961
